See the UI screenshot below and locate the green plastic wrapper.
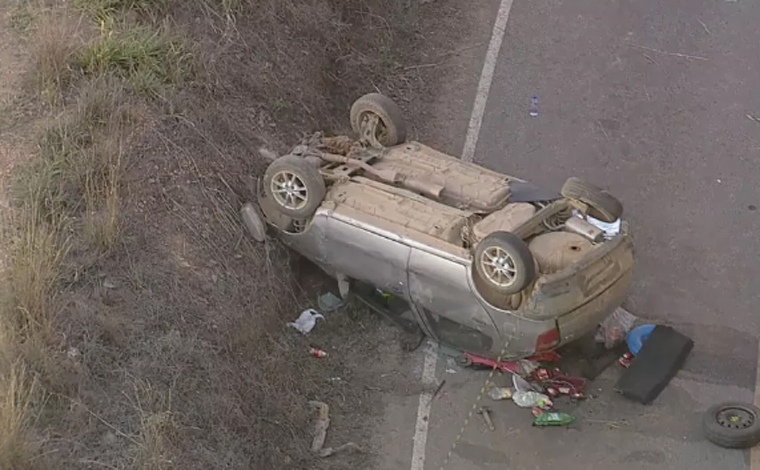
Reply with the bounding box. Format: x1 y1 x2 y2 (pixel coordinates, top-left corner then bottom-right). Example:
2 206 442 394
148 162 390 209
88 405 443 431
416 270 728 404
533 411 575 427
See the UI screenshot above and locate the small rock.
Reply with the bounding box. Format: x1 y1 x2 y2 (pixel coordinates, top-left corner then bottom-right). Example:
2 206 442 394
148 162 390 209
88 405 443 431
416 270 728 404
103 280 117 289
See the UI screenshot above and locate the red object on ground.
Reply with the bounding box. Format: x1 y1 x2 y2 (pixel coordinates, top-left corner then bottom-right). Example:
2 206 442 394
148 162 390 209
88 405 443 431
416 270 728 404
618 351 633 368
461 351 561 374
310 347 328 358
531 367 588 397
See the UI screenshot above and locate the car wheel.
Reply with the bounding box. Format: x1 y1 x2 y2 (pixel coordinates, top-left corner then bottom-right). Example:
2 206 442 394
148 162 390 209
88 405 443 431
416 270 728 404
474 231 536 296
263 154 326 219
560 177 623 223
350 93 407 147
703 402 760 449
241 202 266 242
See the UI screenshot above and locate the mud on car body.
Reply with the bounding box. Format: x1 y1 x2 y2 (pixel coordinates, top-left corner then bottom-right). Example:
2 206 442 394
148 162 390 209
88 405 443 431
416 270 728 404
241 93 634 359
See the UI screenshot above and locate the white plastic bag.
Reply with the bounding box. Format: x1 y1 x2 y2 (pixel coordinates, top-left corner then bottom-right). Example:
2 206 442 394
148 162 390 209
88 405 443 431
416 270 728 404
595 306 637 349
287 308 324 334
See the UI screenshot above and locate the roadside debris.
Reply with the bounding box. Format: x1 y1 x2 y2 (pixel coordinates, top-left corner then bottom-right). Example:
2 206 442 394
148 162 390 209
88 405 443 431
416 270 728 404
287 308 324 334
487 386 513 401
308 401 362 458
317 292 344 312
615 325 694 404
432 379 446 400
532 409 575 427
703 401 760 449
478 406 496 431
626 324 656 355
512 390 553 409
529 95 539 117
595 306 638 349
310 347 328 358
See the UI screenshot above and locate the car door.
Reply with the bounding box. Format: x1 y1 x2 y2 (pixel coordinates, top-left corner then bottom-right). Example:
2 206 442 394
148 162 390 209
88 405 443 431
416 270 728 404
408 248 501 355
325 217 410 297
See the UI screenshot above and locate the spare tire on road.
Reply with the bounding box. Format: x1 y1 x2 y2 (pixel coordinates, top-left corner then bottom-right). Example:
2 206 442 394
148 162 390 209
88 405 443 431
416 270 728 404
703 402 760 449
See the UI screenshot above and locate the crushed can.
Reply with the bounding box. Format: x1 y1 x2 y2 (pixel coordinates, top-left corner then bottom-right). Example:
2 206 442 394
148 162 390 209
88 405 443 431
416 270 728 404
310 347 328 358
618 351 633 368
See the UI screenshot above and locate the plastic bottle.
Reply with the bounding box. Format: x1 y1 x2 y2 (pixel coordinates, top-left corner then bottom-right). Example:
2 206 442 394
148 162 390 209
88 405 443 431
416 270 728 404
529 95 539 117
512 390 553 409
487 386 513 401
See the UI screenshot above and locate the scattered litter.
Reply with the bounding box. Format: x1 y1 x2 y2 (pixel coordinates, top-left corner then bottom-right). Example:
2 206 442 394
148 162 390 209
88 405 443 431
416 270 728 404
328 377 342 383
445 368 457 374
618 351 634 368
487 386 513 401
318 292 345 312
513 374 535 393
595 306 638 349
532 409 575 427
478 406 496 431
103 279 117 289
626 324 656 355
287 308 324 334
532 368 587 398
512 390 553 409
310 347 328 358
529 95 539 117
308 401 362 458
747 114 760 123
309 401 330 453
432 380 446 400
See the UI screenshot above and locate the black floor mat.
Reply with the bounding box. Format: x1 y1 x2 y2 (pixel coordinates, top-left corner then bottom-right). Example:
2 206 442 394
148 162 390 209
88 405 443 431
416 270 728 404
615 325 694 404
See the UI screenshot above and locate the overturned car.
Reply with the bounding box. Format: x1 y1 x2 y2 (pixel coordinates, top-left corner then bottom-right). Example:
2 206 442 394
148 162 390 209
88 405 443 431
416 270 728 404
242 93 634 359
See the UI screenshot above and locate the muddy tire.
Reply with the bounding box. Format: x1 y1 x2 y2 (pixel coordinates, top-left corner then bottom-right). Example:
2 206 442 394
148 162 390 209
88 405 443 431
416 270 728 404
350 93 407 146
474 231 536 296
561 177 623 223
263 155 326 219
703 402 760 449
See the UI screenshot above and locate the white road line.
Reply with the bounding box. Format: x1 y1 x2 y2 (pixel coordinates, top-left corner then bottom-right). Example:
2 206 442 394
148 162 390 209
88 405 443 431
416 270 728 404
410 2 516 468
461 0 515 163
410 343 438 470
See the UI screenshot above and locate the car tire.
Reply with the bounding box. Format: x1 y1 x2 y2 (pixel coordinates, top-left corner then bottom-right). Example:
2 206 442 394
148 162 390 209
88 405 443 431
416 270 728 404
703 402 760 449
350 93 407 147
474 231 536 296
241 202 267 242
560 177 623 223
263 154 326 219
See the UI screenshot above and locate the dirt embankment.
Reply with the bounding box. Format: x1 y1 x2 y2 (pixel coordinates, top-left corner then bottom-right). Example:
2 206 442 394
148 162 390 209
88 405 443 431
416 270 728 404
0 0 471 468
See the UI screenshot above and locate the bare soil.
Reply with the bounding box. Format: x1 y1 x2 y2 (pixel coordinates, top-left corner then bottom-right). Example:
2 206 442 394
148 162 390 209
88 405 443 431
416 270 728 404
0 0 473 468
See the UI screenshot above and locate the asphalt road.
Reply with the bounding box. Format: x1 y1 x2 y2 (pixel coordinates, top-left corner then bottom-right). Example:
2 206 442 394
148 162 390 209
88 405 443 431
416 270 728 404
377 0 760 468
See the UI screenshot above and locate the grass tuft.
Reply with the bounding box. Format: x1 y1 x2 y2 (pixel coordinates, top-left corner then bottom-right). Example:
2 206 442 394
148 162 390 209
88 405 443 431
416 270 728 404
73 0 169 18
77 22 192 95
0 362 44 470
31 9 79 103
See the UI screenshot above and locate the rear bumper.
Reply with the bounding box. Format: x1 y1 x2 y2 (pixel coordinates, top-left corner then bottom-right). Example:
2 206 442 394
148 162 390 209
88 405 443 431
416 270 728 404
519 234 634 320
556 267 632 344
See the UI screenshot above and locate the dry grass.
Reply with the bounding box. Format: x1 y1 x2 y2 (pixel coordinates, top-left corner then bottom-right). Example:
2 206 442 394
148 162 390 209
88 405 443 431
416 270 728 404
0 0 463 467
31 8 80 103
0 362 44 470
